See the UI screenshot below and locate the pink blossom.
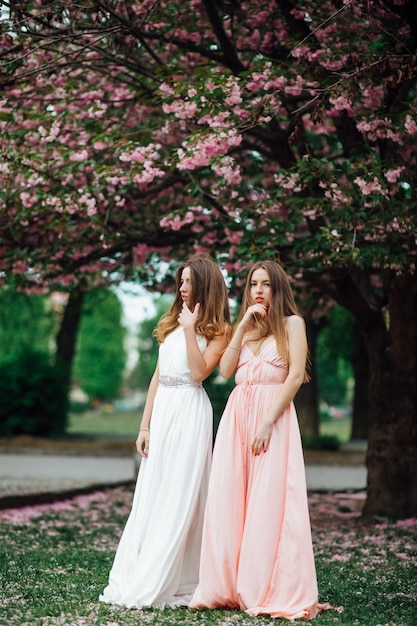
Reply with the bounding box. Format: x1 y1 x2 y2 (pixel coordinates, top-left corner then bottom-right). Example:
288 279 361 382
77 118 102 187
93 140 108 150
329 94 353 112
160 212 194 231
133 165 165 185
354 176 384 196
79 193 97 216
69 149 89 162
265 76 287 90
246 69 270 91
177 130 242 171
162 99 197 119
224 228 243 245
331 554 351 562
284 75 304 97
225 85 242 106
404 114 417 134
275 172 302 192
20 192 37 208
193 244 211 254
106 176 122 186
362 85 384 109
120 143 161 164
159 82 174 96
12 261 29 274
212 157 242 185
133 244 149 264
384 167 404 183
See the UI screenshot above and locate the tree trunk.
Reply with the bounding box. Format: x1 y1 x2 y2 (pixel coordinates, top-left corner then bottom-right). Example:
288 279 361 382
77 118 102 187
362 272 417 519
295 317 320 438
350 323 369 440
55 287 85 391
315 269 417 519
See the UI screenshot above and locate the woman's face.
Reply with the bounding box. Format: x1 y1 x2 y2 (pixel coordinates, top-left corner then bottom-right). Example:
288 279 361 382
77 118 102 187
179 266 193 306
250 268 272 308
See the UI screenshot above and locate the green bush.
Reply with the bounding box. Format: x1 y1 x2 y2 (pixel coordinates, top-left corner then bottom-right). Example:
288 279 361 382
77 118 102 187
73 288 126 402
302 434 341 451
68 399 91 414
0 351 68 437
204 372 236 440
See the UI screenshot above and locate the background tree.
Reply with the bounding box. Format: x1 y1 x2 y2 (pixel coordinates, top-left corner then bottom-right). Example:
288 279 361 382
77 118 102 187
0 289 54 361
316 306 354 411
73 288 126 402
294 316 322 439
0 289 67 436
350 324 370 441
129 295 172 392
0 1 416 517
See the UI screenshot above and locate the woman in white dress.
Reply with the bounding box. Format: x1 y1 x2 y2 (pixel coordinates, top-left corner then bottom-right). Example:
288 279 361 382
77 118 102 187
100 254 231 609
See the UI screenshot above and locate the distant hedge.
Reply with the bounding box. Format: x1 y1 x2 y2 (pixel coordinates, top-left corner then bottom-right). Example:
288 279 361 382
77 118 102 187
0 351 68 437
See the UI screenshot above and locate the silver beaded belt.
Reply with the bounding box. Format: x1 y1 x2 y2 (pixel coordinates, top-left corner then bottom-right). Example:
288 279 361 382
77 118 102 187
159 375 201 388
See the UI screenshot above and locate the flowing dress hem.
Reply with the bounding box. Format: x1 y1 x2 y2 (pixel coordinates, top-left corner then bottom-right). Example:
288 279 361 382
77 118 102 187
99 592 193 610
245 601 337 621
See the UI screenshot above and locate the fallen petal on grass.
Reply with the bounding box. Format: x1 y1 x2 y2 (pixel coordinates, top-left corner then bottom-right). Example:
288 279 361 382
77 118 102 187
0 486 416 626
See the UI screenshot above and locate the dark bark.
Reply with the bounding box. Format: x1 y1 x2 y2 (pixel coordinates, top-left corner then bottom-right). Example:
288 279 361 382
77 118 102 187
55 287 86 390
295 317 320 438
362 272 417 519
350 323 369 440
306 268 417 518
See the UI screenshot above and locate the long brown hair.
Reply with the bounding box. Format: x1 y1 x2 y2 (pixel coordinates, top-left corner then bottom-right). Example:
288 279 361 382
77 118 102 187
236 260 310 380
155 254 231 343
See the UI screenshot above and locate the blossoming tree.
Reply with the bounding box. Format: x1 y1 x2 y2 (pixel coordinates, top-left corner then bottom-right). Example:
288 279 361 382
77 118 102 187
0 0 416 518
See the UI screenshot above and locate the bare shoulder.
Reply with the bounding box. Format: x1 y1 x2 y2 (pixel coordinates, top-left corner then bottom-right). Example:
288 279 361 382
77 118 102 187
285 315 306 334
207 325 231 349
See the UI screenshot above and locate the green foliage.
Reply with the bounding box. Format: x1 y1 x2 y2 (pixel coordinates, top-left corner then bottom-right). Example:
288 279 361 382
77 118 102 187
302 434 341 451
0 350 68 436
316 306 355 409
73 289 126 401
204 372 236 439
0 289 54 365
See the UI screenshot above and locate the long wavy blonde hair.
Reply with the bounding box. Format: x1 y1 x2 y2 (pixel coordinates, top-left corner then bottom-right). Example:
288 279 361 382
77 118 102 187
235 260 310 381
154 254 231 343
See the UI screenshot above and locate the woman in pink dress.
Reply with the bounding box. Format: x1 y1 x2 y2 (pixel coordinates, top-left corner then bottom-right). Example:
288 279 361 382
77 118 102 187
190 260 326 620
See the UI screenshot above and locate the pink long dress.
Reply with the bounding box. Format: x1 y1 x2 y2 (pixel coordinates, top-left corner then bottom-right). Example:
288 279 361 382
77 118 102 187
190 340 323 620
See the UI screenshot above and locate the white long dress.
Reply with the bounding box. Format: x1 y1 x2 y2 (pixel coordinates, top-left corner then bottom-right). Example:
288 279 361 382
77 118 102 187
100 326 213 608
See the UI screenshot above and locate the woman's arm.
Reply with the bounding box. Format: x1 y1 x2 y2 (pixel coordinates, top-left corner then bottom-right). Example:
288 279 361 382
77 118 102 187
180 303 230 382
136 360 160 457
251 315 307 455
220 303 267 378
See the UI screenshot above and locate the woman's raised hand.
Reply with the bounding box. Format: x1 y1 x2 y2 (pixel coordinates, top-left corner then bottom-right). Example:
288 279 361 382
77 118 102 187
178 302 200 330
240 303 268 327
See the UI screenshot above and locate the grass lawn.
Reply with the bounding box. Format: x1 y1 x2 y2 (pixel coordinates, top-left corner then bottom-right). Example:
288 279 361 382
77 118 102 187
320 418 352 444
0 487 415 626
68 408 140 437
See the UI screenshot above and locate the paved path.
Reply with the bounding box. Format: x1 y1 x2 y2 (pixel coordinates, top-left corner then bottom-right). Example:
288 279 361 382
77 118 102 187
0 452 366 507
0 453 135 487
305 464 366 491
